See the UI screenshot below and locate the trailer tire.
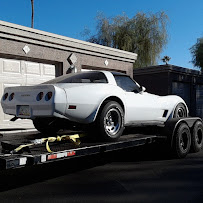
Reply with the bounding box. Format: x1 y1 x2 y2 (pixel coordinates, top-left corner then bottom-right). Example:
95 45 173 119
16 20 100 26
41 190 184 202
173 123 191 158
191 121 203 153
97 101 124 142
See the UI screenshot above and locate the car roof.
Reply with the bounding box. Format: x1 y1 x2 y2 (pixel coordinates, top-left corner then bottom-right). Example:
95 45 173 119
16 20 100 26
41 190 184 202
110 71 127 76
43 70 127 85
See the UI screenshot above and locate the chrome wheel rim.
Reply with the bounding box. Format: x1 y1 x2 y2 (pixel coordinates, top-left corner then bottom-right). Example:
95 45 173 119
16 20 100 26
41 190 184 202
104 108 121 136
177 107 187 118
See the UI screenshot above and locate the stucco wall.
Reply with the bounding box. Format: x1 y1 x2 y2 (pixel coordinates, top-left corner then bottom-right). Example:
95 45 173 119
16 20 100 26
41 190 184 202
0 20 137 77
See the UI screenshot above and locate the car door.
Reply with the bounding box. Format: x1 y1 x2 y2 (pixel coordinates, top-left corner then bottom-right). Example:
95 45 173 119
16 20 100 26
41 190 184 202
124 91 161 124
113 74 161 124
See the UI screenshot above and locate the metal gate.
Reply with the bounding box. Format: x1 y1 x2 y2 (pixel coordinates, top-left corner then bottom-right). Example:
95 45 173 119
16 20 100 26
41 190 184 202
196 85 203 118
172 82 191 110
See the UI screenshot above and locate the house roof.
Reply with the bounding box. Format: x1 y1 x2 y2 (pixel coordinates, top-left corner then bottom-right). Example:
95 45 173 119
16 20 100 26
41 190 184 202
133 64 202 76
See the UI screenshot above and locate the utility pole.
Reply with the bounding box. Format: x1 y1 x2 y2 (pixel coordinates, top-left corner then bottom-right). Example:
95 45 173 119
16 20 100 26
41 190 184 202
31 0 34 28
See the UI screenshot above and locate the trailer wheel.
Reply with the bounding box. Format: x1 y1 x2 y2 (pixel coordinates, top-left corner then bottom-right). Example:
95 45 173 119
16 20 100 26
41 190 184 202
97 101 124 141
173 103 188 118
173 123 191 158
191 121 203 153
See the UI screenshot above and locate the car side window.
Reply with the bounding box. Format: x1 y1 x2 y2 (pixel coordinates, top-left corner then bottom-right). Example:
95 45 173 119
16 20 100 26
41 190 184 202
114 75 140 92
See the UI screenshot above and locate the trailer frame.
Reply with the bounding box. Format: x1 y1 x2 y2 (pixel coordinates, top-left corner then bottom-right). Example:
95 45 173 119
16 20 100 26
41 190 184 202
0 117 202 170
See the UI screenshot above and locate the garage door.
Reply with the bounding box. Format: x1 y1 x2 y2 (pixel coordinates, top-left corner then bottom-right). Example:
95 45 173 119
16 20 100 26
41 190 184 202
0 58 56 129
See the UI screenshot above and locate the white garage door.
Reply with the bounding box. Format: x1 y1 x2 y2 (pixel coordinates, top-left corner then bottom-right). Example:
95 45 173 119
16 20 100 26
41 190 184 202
0 58 56 129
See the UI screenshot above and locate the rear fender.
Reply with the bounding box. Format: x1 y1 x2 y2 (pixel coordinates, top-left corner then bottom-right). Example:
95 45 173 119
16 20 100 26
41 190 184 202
54 86 67 116
91 96 125 122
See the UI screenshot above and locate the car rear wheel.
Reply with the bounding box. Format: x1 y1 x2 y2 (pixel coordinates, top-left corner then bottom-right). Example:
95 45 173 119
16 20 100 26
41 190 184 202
33 118 60 135
97 101 124 142
173 103 188 118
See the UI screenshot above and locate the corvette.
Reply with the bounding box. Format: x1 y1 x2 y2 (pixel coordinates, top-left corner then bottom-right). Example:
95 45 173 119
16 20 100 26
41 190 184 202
1 71 188 141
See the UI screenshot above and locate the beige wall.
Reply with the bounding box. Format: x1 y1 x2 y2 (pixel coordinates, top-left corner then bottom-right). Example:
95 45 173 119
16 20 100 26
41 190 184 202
0 20 137 77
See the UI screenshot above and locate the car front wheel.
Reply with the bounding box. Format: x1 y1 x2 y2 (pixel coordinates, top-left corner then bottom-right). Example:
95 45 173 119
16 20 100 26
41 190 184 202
97 101 124 142
173 103 188 118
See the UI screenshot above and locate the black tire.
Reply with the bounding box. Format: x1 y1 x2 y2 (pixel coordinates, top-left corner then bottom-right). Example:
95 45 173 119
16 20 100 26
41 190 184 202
97 101 124 142
191 121 203 153
33 118 60 135
172 123 191 158
173 103 188 118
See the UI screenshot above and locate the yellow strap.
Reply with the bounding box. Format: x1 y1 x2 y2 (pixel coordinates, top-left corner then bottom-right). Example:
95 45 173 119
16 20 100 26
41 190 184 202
12 133 86 153
46 140 52 153
45 134 85 152
13 143 34 153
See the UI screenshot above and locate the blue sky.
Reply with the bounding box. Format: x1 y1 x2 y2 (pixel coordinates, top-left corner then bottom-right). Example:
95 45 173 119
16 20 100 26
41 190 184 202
0 0 203 70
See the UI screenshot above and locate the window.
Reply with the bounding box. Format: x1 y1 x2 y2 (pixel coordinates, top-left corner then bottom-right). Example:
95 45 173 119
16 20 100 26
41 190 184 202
114 75 140 92
44 72 108 84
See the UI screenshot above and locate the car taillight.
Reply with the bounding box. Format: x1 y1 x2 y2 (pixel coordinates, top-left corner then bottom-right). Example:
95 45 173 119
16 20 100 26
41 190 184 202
3 93 8 101
37 92 44 101
45 92 52 101
9 93 15 101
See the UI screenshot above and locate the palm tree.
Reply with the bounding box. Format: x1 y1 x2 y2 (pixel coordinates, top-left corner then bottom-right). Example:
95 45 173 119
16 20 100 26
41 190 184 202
161 56 171 65
31 0 34 28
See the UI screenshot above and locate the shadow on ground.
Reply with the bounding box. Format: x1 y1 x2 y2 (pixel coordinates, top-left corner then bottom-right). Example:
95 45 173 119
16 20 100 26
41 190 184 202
0 143 170 191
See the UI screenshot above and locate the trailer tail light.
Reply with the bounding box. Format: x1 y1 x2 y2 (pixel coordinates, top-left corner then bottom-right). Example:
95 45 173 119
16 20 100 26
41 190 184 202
3 93 8 101
67 151 76 156
45 92 53 101
9 93 15 101
47 151 76 161
37 92 44 101
47 154 57 160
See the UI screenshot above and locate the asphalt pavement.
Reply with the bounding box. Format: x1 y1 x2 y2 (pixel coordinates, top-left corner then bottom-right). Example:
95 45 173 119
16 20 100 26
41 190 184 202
0 143 202 203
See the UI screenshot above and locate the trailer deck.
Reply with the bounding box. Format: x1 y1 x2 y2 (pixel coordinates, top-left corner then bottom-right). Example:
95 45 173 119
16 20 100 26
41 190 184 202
0 130 164 170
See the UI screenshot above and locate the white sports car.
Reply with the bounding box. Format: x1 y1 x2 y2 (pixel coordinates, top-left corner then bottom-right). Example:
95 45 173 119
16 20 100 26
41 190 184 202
1 71 188 141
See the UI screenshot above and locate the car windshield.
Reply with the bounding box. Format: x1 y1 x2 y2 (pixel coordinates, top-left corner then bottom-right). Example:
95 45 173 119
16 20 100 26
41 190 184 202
43 72 108 84
113 75 140 92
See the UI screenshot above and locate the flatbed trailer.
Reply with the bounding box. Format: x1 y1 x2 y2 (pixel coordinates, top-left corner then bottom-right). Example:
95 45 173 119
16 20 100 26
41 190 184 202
0 117 202 170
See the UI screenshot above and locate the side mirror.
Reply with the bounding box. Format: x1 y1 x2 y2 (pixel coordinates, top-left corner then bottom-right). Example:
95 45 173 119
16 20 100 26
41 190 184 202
140 86 146 92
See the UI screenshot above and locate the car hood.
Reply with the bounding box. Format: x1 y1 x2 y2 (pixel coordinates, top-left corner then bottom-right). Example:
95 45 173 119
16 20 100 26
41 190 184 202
143 92 187 110
142 92 160 98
